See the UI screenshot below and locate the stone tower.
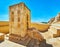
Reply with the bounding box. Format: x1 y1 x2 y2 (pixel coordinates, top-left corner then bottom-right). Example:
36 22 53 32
9 3 45 47
9 2 30 38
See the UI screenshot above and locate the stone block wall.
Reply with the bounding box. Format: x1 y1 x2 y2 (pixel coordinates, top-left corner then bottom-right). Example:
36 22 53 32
9 2 30 37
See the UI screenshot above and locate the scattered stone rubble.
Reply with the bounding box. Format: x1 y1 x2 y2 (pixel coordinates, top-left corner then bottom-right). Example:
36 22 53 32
48 13 60 38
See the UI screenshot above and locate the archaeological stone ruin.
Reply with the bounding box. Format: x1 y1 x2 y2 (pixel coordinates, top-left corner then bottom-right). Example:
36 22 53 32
9 2 48 47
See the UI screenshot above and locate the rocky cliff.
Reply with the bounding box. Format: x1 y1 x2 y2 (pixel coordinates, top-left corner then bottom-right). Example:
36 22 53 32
48 18 55 24
40 13 60 47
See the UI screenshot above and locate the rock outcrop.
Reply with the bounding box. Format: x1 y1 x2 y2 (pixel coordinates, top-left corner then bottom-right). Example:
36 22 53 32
47 13 60 38
40 13 60 47
48 13 60 24
48 18 55 24
53 13 60 23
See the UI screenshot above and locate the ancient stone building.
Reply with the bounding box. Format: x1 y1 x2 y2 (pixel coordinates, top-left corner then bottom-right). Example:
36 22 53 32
9 2 46 47
9 2 30 37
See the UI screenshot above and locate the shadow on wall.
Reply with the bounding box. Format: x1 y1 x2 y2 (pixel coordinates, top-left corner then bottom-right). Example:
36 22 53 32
39 39 53 47
0 41 4 43
27 39 53 47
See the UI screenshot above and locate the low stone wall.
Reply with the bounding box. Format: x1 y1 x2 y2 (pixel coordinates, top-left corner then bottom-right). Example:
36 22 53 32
9 28 51 47
9 34 31 46
9 34 42 47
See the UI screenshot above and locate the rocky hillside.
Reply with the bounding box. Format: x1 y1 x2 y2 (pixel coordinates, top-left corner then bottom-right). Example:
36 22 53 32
48 18 55 24
40 13 60 47
48 13 60 38
49 13 60 24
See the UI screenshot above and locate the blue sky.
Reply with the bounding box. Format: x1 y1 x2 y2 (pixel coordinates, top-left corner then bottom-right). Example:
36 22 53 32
0 0 60 23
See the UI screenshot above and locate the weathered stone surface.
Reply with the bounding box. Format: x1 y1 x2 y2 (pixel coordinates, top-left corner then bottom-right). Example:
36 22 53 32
9 29 44 46
40 13 60 47
27 39 40 47
48 18 55 24
48 22 60 38
47 13 60 38
39 40 53 47
28 28 44 41
48 13 60 24
53 13 60 23
9 2 53 47
9 2 31 38
9 29 53 47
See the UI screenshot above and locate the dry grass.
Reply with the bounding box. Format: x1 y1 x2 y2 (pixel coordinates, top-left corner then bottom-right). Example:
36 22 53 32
31 23 50 32
0 21 9 34
0 21 9 26
0 26 9 34
0 21 50 33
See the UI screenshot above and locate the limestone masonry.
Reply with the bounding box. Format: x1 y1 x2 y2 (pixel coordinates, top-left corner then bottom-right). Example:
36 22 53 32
9 2 30 37
9 2 44 47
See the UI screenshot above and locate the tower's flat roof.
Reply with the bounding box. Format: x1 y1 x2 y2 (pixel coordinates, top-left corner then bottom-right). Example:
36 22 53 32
9 2 30 11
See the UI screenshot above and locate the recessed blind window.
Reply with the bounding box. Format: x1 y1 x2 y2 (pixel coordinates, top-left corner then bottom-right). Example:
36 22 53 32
11 11 14 22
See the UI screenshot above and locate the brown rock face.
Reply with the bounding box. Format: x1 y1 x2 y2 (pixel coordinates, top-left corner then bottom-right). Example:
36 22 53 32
53 13 60 23
9 2 31 38
8 2 53 47
48 13 60 24
48 18 55 24
48 13 60 38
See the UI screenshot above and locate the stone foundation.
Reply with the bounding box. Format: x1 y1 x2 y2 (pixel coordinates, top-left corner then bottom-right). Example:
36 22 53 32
9 34 31 46
9 34 46 47
9 31 53 47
